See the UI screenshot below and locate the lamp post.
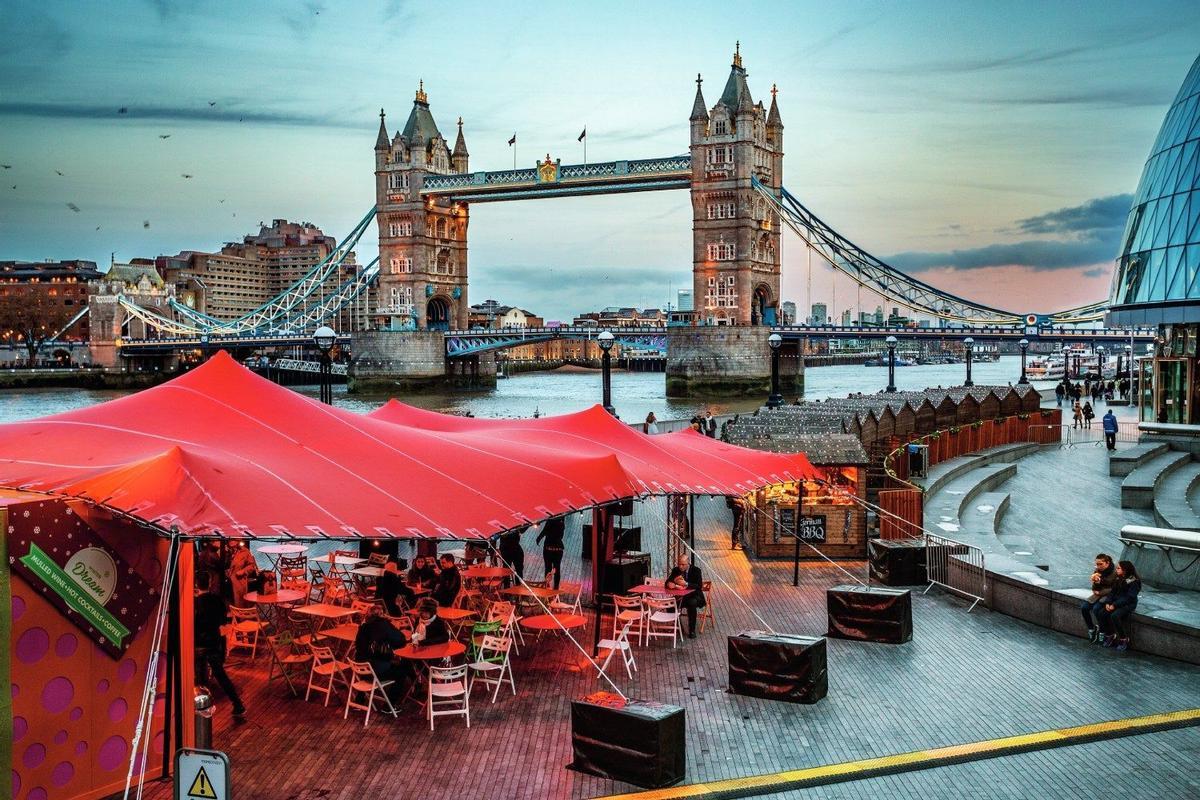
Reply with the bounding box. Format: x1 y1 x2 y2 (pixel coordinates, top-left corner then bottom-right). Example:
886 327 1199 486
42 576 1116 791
199 333 210 362
767 333 783 408
1096 346 1105 383
598 330 615 415
884 335 898 393
963 337 974 387
313 325 336 405
1018 338 1029 384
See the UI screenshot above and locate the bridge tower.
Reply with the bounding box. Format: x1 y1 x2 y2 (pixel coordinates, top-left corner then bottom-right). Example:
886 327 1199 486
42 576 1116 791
374 82 470 332
689 44 783 326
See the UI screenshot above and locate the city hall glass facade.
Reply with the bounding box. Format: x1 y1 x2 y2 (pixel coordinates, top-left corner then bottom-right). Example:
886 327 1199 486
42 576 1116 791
1108 54 1200 424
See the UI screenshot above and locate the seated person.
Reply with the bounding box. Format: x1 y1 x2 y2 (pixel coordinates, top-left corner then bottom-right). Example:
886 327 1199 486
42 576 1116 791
431 554 462 607
353 605 411 697
666 554 706 639
1081 553 1118 642
406 556 436 588
411 598 450 646
1096 561 1141 651
376 561 416 616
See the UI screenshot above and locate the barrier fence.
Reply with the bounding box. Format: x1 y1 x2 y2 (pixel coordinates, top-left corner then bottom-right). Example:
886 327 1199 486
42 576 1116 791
924 530 986 612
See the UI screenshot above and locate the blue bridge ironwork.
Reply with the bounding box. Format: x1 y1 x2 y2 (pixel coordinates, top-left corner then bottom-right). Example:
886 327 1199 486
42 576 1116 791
421 156 692 202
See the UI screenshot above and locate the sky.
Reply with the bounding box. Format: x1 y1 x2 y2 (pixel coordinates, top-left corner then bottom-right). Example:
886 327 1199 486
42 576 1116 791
1 0 1198 321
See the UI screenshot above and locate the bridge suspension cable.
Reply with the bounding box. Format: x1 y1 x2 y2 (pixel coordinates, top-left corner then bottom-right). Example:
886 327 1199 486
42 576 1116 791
753 178 1108 326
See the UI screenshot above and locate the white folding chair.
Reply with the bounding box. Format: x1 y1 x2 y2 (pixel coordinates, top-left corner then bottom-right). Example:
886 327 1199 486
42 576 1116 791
612 595 645 646
596 621 638 679
227 606 265 659
305 644 348 706
644 597 680 649
468 635 516 703
488 601 523 653
549 582 582 616
266 633 312 696
697 580 716 633
344 660 398 727
428 664 470 730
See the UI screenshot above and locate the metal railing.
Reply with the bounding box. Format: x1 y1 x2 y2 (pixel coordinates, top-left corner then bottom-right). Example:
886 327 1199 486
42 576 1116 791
1029 424 1141 449
924 531 986 612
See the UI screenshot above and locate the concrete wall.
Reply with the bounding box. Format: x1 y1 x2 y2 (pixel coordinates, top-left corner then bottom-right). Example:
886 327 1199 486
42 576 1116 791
665 326 802 398
349 330 495 393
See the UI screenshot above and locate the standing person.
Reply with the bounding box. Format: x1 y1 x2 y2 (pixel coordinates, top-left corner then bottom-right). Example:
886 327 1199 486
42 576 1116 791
498 527 525 579
725 495 746 550
228 544 258 608
1081 553 1118 643
1097 561 1141 650
536 516 566 589
193 570 245 719
431 554 461 607
644 412 659 435
1072 400 1084 429
703 409 717 438
1055 383 1065 407
1083 401 1095 429
665 554 706 639
1102 409 1119 451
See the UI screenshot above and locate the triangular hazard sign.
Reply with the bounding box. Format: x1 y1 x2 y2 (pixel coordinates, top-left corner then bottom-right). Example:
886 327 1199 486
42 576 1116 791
188 765 218 799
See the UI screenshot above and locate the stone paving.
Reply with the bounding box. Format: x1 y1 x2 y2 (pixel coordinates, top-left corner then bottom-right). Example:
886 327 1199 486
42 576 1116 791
143 495 1200 800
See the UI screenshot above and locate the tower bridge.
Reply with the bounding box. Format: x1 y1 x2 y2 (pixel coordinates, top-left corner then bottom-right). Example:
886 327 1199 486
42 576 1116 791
105 45 1135 396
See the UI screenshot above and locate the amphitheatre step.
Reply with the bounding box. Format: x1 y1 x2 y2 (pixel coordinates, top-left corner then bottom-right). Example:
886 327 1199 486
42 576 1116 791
915 441 1041 496
1154 458 1200 532
1109 441 1170 477
925 463 1017 537
1121 451 1192 509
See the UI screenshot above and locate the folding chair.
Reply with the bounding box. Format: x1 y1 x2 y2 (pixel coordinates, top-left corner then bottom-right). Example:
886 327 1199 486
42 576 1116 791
697 580 716 633
596 621 637 679
266 632 312 696
227 606 265 659
428 664 470 730
611 595 645 646
367 552 389 567
344 660 398 727
487 601 523 653
467 619 503 661
468 635 516 703
305 644 348 707
644 597 680 649
549 582 582 615
278 555 308 589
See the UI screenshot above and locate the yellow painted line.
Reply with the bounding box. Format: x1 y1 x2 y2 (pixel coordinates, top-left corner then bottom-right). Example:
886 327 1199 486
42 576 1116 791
594 708 1200 800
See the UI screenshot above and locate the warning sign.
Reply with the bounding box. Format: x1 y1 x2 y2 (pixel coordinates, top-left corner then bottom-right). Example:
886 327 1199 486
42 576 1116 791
175 749 229 800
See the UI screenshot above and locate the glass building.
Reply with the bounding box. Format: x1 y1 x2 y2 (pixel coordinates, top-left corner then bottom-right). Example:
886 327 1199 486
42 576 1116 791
1107 53 1200 425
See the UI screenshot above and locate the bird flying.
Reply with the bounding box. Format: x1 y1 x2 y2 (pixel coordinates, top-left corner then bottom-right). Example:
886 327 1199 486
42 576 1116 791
159 134 171 139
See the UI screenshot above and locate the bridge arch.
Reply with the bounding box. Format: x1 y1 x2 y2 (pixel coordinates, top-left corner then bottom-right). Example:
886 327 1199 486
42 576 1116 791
426 296 452 331
751 282 775 326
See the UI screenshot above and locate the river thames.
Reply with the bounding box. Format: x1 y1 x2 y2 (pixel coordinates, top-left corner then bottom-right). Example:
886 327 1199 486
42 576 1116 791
0 356 1034 423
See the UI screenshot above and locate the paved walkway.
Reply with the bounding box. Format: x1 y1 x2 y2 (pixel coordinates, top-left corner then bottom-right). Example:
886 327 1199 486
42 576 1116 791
142 494 1200 800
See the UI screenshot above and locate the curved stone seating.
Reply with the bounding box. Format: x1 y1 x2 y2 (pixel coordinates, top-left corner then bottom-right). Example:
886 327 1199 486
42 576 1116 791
915 441 1040 497
1121 451 1191 509
1108 441 1169 477
1153 458 1200 532
1120 525 1200 593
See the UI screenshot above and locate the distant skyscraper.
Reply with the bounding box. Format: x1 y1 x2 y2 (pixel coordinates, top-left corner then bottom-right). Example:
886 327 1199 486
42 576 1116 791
781 300 796 324
677 288 694 312
874 305 884 325
841 308 851 326
810 302 827 325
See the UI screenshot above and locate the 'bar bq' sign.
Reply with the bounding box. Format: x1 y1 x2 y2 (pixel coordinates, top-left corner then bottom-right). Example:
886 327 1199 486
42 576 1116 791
797 514 827 543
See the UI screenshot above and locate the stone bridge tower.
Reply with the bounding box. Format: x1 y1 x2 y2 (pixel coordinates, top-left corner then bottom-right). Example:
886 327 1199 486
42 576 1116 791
374 82 470 331
689 44 783 326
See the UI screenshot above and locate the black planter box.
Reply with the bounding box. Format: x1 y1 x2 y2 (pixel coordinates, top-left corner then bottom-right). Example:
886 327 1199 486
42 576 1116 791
728 631 827 704
867 539 927 586
570 692 685 788
826 585 912 644
582 525 642 560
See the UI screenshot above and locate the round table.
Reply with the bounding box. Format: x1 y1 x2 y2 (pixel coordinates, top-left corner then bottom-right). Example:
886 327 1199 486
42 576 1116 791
394 641 466 660
628 583 692 597
243 589 305 605
462 566 511 580
257 544 309 556
500 585 560 600
437 607 477 623
519 613 587 632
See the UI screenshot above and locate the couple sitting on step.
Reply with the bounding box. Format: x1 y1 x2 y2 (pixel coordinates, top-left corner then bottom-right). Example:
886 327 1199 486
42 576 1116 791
1080 553 1141 651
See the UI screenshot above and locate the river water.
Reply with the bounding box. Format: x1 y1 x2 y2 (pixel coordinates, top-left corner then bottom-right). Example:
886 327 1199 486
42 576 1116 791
0 356 1032 423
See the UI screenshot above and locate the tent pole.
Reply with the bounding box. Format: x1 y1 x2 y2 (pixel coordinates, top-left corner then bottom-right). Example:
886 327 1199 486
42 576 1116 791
162 534 182 779
688 495 696 568
591 506 607 656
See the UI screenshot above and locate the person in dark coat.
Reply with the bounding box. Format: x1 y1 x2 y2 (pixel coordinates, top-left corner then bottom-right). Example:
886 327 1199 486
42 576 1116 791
412 598 450 646
353 605 410 697
725 495 746 550
536 516 566 589
193 570 245 718
406 555 436 588
1081 553 1118 642
1097 561 1141 651
666 554 706 639
498 528 525 579
431 554 461 607
376 561 415 615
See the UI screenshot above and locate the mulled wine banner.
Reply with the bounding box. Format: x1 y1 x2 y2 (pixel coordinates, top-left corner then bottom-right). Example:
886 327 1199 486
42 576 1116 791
7 499 158 659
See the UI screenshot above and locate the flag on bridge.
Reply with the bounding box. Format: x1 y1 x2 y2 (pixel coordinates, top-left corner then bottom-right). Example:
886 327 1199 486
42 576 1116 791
577 127 586 142
508 133 516 146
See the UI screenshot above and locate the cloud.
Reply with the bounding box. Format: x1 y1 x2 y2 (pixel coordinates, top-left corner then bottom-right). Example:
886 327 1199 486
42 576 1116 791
1014 193 1131 237
1082 266 1111 278
0 101 363 130
887 193 1131 273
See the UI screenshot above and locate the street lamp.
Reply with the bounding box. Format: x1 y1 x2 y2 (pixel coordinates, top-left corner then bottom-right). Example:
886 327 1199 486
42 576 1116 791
767 333 783 408
1096 346 1105 382
597 330 615 415
1018 338 1029 384
313 325 337 405
963 337 975 387
884 335 898 393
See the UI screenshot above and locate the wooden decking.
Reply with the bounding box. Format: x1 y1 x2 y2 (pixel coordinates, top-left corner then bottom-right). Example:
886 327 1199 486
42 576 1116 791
136 496 1200 800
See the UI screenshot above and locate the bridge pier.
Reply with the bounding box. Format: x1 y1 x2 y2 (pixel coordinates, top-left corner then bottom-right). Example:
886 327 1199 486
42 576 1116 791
666 327 802 399
349 330 496 393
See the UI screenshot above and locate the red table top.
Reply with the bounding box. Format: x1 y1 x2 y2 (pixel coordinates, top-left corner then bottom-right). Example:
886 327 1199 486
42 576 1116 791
463 566 511 579
520 613 587 631
628 584 692 596
243 589 305 604
394 641 466 660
